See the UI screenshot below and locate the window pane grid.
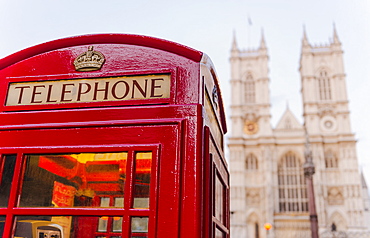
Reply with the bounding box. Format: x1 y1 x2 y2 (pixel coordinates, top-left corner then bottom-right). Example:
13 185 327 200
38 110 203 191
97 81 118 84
246 154 258 171
244 73 255 104
278 152 308 213
325 151 338 168
318 71 331 101
1 147 157 238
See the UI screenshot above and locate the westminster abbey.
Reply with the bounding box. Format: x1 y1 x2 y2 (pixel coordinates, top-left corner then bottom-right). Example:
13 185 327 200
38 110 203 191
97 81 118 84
228 27 370 238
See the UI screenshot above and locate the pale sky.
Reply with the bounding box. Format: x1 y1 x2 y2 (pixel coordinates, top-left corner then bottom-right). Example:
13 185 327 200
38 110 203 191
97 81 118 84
1 0 370 184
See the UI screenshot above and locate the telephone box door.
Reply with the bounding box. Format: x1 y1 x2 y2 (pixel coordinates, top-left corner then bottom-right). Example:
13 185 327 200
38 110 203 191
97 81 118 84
0 121 184 238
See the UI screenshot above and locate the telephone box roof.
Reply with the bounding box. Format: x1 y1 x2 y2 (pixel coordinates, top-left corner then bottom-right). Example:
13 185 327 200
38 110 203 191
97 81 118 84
0 34 204 70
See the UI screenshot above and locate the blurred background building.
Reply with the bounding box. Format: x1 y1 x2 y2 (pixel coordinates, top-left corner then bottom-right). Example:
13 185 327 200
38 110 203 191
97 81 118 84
228 27 370 238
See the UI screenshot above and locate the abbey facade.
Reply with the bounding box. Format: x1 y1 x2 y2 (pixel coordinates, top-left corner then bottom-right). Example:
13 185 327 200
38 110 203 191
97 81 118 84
228 28 370 238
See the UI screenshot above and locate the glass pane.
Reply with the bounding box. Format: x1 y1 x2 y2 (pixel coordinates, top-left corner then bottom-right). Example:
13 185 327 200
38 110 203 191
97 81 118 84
112 217 123 232
15 216 65 238
97 216 108 232
15 216 123 238
215 174 225 223
215 228 225 238
0 155 16 207
96 237 121 238
19 152 127 207
100 197 110 207
114 197 124 207
133 152 152 209
0 216 5 237
131 217 149 238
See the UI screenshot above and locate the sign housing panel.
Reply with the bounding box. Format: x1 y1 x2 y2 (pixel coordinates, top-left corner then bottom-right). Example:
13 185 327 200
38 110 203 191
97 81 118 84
6 74 170 106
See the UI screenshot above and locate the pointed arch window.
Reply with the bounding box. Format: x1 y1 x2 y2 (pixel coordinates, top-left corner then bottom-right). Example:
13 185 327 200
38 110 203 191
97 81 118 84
244 73 255 103
255 223 259 238
325 150 338 168
278 152 308 212
318 70 331 101
246 213 259 238
246 154 258 170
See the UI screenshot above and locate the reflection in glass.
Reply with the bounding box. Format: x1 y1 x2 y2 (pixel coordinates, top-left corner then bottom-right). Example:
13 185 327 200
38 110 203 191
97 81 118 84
133 152 152 209
0 216 5 237
15 216 63 238
9 150 154 237
215 228 225 238
97 196 123 233
97 216 108 232
20 152 127 208
131 217 149 238
14 216 124 238
112 217 123 232
114 197 124 207
97 237 121 238
100 197 110 207
215 174 225 223
0 155 16 207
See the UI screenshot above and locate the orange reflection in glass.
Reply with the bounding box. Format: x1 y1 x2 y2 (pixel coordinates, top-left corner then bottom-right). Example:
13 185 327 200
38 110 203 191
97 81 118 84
133 152 152 209
20 152 127 208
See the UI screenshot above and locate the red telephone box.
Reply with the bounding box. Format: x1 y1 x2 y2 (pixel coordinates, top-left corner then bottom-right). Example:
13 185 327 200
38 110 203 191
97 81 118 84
0 34 229 238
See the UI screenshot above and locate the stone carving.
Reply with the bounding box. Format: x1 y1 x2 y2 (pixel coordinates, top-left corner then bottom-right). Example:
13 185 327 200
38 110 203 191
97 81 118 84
328 187 344 205
246 188 260 206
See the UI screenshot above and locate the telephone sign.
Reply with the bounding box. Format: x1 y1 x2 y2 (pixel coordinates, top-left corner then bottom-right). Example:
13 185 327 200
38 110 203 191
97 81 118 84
6 74 170 106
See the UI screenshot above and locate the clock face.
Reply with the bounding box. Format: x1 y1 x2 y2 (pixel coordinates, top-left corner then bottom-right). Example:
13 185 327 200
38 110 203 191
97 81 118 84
324 120 333 129
320 116 337 132
244 121 258 135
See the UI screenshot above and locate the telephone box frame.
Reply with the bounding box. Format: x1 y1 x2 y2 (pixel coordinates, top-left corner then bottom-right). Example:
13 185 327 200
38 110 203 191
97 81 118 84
0 34 229 238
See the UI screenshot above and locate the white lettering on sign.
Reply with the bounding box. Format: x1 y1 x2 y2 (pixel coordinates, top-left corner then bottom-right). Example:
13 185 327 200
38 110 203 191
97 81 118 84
6 74 171 106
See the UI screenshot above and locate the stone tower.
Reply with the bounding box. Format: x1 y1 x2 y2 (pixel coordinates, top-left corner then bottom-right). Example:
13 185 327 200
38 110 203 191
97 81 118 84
229 30 275 238
300 26 369 237
229 27 370 238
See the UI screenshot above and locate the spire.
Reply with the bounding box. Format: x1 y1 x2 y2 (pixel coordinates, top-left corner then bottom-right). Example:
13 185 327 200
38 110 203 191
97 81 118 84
231 29 238 51
231 30 240 58
333 22 341 44
259 28 266 49
302 24 310 47
258 28 268 56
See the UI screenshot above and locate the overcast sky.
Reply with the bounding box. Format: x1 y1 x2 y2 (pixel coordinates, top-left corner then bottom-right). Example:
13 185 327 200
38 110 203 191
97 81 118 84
1 0 370 183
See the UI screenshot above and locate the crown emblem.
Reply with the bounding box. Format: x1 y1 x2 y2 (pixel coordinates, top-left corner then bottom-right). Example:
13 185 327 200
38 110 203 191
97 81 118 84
74 46 105 71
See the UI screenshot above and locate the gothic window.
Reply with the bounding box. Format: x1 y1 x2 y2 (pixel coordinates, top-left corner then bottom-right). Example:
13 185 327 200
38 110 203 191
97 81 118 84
246 213 259 238
246 154 258 170
244 73 255 103
278 152 308 213
318 70 331 101
325 150 338 168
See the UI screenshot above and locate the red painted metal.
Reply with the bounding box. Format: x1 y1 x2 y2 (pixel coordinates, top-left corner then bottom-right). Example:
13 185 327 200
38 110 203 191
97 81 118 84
0 34 229 238
0 34 203 70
